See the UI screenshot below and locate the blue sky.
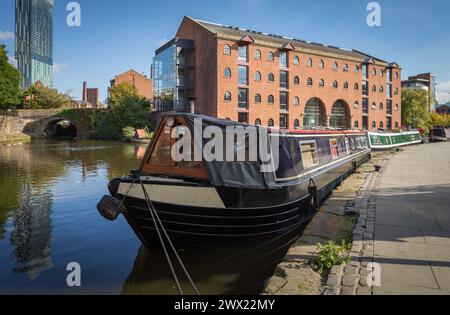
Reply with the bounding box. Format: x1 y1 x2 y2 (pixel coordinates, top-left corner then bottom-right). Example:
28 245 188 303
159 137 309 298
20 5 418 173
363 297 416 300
1 0 449 103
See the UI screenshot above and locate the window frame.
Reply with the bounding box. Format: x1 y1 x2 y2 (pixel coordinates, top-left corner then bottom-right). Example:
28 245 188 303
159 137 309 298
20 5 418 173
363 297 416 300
299 140 320 170
223 44 232 55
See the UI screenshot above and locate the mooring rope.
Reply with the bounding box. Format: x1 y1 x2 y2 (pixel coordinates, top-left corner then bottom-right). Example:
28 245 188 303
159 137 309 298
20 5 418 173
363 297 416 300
139 177 200 295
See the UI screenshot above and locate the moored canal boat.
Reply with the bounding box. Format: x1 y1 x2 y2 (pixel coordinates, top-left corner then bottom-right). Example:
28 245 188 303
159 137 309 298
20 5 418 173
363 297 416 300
98 114 371 249
368 130 422 150
429 126 449 142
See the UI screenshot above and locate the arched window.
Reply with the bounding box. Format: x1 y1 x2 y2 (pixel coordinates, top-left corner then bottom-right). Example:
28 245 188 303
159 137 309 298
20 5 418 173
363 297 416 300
254 94 261 103
293 97 300 106
293 56 299 65
330 100 350 128
294 76 300 85
304 98 326 127
268 73 275 82
372 84 377 92
333 80 338 89
268 119 274 127
372 121 376 129
372 68 377 76
268 95 275 104
354 66 359 74
378 103 383 110
395 72 399 79
354 120 359 128
255 50 261 60
224 91 231 101
255 71 261 81
343 64 349 72
354 101 359 109
307 77 313 86
354 83 359 90
380 69 384 77
395 104 399 111
319 60 324 69
395 122 399 128
294 119 300 129
307 58 313 68
224 68 231 78
380 85 384 93
255 118 261 126
319 79 325 87
268 52 274 61
371 102 377 110
333 62 338 71
379 121 384 129
223 44 231 55
344 82 349 89
394 88 399 95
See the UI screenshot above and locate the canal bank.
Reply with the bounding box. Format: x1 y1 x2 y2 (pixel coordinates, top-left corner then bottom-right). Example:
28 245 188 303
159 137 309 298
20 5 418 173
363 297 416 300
263 150 394 295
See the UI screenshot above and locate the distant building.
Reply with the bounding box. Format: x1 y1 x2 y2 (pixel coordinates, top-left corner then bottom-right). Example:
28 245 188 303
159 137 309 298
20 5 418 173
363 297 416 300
110 69 153 101
82 81 99 108
151 16 402 131
436 104 450 115
15 0 54 88
402 73 436 112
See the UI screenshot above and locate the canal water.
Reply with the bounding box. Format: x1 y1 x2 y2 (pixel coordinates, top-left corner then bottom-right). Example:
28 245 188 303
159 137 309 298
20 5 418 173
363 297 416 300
0 140 299 295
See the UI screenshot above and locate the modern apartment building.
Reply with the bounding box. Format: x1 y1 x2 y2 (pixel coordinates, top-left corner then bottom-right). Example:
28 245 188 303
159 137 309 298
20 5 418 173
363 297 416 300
402 73 436 112
15 0 54 88
153 16 402 130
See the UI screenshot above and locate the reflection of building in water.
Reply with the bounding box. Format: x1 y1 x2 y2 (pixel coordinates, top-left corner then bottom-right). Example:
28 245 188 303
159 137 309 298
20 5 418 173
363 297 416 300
10 182 54 280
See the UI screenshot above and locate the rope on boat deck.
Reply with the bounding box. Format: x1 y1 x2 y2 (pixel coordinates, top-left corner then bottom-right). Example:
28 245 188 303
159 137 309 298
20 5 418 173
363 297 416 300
138 177 200 296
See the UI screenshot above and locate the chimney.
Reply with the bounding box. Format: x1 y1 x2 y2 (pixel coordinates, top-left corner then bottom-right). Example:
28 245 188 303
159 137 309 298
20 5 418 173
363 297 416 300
82 81 87 102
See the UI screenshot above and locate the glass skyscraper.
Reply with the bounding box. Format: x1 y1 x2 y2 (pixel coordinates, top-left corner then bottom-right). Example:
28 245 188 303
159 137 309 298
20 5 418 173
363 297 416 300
15 0 54 88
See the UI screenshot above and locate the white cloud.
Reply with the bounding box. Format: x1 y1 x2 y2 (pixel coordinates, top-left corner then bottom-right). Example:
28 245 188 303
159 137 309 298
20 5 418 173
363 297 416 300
0 31 14 40
53 63 68 73
436 80 450 104
8 55 17 68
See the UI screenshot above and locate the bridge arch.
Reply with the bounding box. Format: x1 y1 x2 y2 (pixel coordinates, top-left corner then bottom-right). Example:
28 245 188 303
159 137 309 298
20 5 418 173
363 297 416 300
43 118 78 139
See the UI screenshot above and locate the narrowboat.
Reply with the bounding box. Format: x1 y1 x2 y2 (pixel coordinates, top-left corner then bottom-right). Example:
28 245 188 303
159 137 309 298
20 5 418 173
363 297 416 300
368 130 422 150
98 114 371 250
429 126 449 142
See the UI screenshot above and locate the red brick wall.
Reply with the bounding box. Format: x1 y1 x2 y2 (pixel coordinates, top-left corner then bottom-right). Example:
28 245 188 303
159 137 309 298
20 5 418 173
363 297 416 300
115 70 153 100
176 19 401 130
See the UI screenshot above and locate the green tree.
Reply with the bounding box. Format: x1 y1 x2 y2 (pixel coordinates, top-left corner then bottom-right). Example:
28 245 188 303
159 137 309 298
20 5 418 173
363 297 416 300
90 82 152 140
401 88 430 134
23 84 72 109
0 45 21 109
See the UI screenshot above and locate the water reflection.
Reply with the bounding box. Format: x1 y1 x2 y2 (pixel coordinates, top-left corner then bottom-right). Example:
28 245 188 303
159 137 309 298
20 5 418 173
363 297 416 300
122 227 303 295
10 183 53 280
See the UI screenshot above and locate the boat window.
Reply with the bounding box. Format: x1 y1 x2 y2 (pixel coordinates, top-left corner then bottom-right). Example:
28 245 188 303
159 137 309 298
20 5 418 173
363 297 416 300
300 141 319 169
148 125 172 166
345 138 351 154
275 136 303 180
330 139 339 159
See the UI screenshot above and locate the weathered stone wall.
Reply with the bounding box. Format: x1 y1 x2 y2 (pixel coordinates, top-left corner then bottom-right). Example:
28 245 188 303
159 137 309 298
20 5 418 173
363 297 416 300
0 115 33 143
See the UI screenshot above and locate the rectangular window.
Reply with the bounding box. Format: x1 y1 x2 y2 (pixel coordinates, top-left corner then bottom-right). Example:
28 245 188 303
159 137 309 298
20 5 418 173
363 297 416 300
238 65 248 85
362 65 368 79
386 69 392 82
362 116 368 130
280 51 288 68
362 98 369 114
386 100 392 115
386 84 392 98
386 117 392 130
280 114 288 129
238 88 248 109
300 141 319 169
280 71 288 89
330 139 339 159
238 112 248 123
362 81 368 96
280 91 288 111
238 45 247 62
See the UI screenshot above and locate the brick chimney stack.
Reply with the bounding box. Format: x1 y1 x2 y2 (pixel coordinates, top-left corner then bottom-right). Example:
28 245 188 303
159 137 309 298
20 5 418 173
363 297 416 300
82 81 87 102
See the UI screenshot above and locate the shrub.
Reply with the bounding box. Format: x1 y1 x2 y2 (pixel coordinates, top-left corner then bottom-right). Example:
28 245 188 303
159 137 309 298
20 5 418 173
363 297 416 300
122 126 136 141
312 240 351 274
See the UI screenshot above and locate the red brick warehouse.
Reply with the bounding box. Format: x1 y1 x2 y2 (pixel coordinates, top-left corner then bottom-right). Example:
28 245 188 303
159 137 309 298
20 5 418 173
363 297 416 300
152 16 402 131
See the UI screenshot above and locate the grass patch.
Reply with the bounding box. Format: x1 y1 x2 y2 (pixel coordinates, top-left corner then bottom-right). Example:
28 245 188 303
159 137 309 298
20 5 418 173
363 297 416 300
311 240 351 275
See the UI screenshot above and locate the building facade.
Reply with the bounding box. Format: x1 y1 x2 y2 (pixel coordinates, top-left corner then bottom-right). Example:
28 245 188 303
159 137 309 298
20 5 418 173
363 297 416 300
15 0 54 88
110 69 153 101
82 81 99 108
402 73 436 112
153 17 402 131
